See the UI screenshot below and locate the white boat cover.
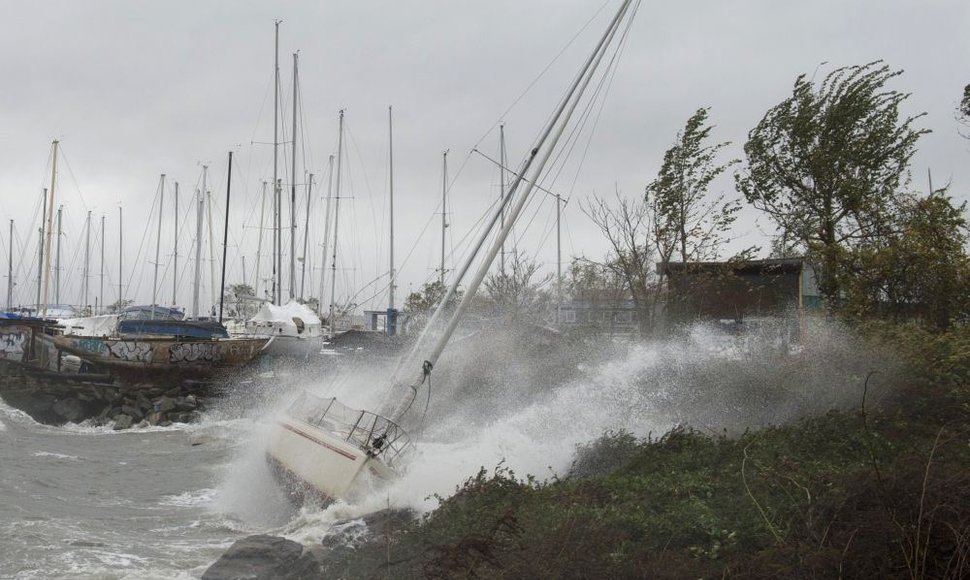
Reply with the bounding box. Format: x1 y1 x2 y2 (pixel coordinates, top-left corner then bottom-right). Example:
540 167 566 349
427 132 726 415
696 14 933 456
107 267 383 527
58 315 119 337
246 301 322 338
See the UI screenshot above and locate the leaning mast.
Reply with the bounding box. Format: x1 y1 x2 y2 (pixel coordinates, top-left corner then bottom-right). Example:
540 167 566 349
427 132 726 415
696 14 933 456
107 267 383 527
387 0 638 421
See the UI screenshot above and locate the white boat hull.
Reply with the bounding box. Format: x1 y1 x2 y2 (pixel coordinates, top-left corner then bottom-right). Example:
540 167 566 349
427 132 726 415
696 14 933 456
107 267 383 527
266 416 397 501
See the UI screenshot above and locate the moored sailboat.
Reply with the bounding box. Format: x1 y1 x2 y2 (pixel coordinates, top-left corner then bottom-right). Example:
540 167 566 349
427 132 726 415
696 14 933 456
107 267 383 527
38 309 269 382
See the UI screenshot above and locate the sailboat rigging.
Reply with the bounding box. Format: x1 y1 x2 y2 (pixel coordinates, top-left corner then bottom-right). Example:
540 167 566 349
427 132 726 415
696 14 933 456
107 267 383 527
266 0 639 501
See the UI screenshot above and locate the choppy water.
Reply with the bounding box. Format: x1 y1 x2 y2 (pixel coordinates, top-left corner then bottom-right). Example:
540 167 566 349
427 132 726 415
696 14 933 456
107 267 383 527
0 322 895 578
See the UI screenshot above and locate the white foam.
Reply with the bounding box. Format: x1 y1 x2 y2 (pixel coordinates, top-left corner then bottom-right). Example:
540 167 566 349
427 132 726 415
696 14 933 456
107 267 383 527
159 488 219 508
33 451 81 461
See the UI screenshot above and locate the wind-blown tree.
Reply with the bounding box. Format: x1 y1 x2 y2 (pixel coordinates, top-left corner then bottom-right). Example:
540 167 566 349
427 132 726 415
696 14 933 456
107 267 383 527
845 191 970 330
959 83 970 136
402 280 462 335
646 107 742 266
736 61 929 306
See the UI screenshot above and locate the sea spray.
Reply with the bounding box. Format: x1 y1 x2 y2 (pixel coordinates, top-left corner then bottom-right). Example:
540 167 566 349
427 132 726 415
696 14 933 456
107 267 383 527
214 318 900 541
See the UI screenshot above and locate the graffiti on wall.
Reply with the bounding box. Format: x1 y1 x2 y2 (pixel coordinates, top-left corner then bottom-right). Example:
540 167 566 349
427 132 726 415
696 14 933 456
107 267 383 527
71 338 109 355
170 342 222 363
107 340 154 363
0 330 27 361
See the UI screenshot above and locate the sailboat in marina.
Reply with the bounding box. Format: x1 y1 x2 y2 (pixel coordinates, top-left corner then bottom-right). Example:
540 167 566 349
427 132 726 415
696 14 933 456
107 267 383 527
232 24 332 359
35 163 270 383
265 0 639 501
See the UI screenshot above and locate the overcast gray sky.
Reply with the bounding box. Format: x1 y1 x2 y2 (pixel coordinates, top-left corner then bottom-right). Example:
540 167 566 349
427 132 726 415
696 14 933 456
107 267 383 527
1 0 967 313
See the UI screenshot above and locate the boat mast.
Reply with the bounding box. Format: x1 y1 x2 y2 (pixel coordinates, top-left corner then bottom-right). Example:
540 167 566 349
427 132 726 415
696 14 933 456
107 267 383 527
289 51 299 302
256 180 266 298
151 174 165 319
83 211 91 309
273 20 281 305
389 0 636 419
207 189 216 311
118 206 123 309
7 219 13 310
319 155 334 313
299 173 313 300
99 214 104 314
439 149 448 286
218 151 232 323
41 140 58 317
499 123 507 277
55 205 62 305
192 167 206 318
36 188 46 310
173 182 179 306
388 105 395 311
329 110 344 333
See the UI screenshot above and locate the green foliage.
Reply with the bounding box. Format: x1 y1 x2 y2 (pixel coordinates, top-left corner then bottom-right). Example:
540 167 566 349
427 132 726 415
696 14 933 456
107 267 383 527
859 321 970 407
960 83 970 124
403 280 462 334
844 192 970 329
647 107 742 264
569 429 640 478
343 325 970 578
737 61 929 306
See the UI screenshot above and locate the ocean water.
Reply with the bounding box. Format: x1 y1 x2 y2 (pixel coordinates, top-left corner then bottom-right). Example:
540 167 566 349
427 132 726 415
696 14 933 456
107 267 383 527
0 322 894 578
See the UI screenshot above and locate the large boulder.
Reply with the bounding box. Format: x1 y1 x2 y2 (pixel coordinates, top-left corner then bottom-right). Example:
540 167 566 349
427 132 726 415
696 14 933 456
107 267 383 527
202 535 320 580
52 397 87 423
112 414 133 431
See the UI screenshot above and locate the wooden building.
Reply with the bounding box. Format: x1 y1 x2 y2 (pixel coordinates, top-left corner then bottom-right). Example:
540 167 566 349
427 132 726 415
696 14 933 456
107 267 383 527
659 258 821 323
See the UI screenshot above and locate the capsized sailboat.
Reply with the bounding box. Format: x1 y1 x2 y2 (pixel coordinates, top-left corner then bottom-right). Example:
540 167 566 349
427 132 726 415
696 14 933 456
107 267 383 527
265 0 640 501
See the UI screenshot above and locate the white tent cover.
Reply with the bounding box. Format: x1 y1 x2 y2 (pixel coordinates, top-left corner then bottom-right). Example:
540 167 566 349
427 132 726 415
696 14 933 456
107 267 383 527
247 301 322 337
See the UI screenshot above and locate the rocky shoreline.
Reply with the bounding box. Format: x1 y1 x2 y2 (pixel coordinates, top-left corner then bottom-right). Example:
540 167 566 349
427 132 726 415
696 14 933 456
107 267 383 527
203 509 417 580
0 369 210 429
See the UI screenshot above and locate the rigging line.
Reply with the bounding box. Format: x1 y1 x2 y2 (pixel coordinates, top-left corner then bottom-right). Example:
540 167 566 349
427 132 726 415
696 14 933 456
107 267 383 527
344 123 382 283
538 3 638 198
564 211 578 259
512 22 630 265
13 190 45 296
170 183 198 306
537 31 621 198
124 181 162 301
11 224 32 307
391 206 440 290
559 0 638 200
297 70 315 188
58 150 92 215
510 186 553 252
467 0 612 154
471 149 566 201
344 271 392 309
